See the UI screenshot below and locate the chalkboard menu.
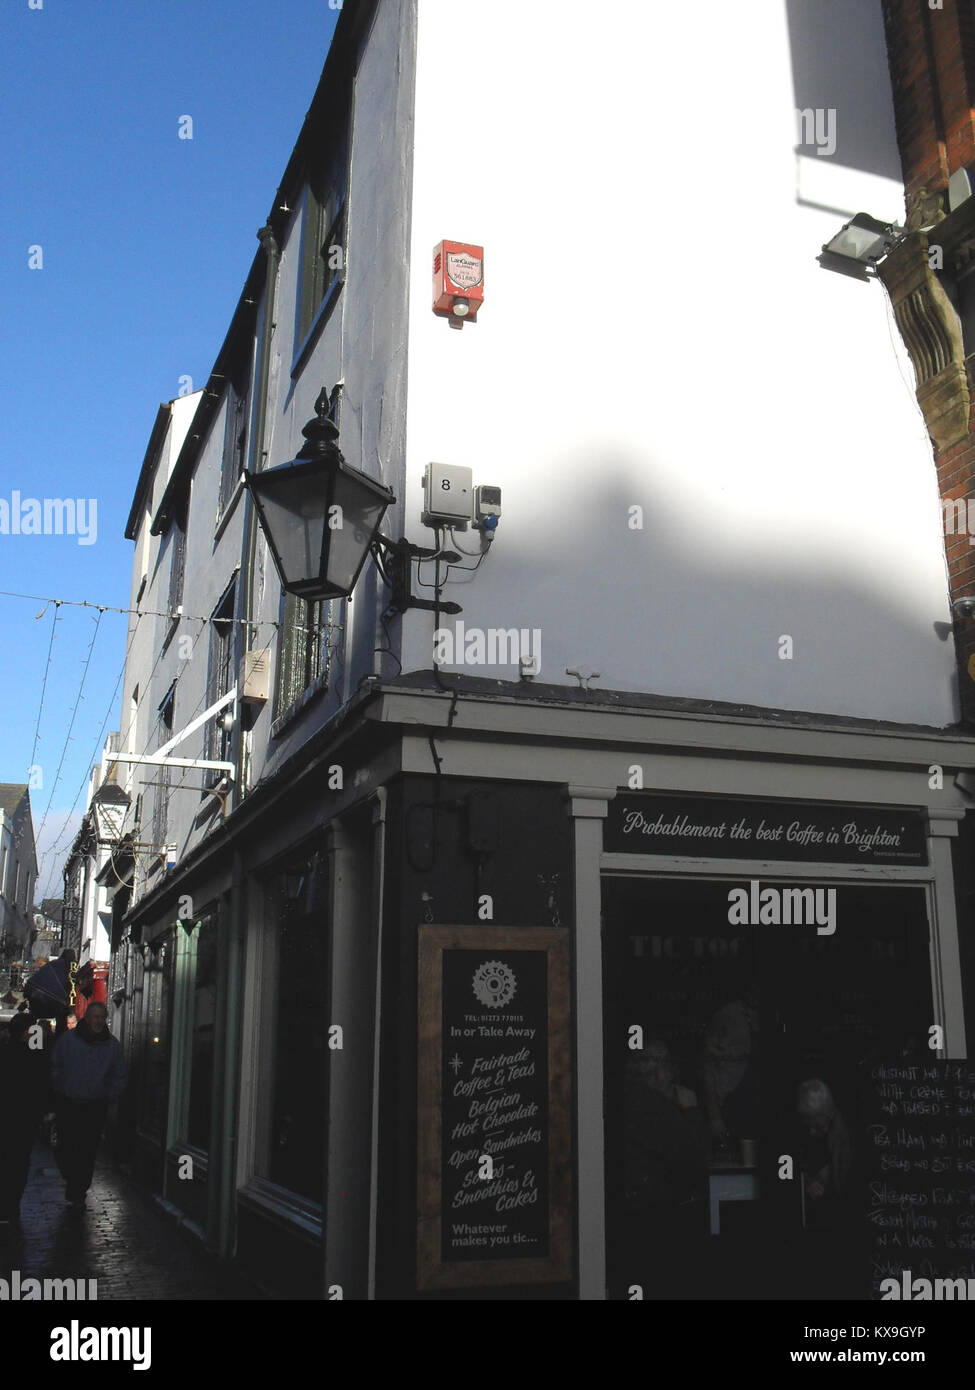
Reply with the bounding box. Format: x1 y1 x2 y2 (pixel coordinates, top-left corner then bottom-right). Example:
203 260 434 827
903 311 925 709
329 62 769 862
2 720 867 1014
862 1060 975 1298
418 927 571 1289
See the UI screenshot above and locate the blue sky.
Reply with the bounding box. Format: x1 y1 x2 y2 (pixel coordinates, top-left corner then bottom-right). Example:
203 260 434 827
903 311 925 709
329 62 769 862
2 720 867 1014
0 0 341 898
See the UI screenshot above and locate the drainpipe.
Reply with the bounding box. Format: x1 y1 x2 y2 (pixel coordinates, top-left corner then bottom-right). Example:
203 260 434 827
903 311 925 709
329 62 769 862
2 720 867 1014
366 786 387 1299
236 223 280 800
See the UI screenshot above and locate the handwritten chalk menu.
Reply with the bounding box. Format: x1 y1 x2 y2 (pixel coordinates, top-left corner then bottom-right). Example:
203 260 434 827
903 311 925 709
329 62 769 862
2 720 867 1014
418 927 571 1290
862 1060 975 1297
441 948 549 1261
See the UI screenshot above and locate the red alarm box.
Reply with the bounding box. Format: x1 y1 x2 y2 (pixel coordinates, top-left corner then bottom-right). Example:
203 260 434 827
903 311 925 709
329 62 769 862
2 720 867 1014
433 240 484 321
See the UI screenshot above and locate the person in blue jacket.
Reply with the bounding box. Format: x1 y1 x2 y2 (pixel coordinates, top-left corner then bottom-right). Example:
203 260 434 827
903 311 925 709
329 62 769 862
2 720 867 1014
50 1001 126 1206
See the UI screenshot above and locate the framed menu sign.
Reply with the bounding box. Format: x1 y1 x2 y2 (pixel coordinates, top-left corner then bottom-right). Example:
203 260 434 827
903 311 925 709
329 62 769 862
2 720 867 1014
418 926 571 1289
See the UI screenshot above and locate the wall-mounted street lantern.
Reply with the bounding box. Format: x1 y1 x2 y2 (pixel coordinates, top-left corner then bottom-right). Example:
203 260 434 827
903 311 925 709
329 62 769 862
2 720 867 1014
243 389 395 602
245 388 462 615
818 212 905 281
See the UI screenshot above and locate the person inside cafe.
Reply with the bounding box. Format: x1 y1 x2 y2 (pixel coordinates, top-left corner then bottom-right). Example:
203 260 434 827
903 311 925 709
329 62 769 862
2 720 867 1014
796 1077 851 1228
699 985 760 1152
620 1040 711 1294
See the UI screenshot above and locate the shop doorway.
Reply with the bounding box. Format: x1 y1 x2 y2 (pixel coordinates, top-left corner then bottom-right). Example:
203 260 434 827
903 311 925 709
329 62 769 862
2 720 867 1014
601 875 932 1300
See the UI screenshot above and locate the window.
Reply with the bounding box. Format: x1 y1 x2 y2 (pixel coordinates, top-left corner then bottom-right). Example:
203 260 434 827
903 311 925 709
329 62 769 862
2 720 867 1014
274 594 331 719
138 931 173 1141
151 683 175 863
219 360 251 520
257 852 328 1202
600 877 932 1300
271 385 336 721
294 102 350 361
187 915 218 1151
0 844 7 896
167 505 187 617
202 581 236 791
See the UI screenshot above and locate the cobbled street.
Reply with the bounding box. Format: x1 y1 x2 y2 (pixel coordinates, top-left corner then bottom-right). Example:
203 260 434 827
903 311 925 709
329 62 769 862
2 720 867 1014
0 1141 256 1301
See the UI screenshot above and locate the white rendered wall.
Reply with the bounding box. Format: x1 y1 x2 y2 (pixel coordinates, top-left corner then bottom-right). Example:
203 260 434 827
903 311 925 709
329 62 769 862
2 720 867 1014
400 0 957 725
254 0 416 779
0 818 12 937
121 391 203 899
143 388 245 873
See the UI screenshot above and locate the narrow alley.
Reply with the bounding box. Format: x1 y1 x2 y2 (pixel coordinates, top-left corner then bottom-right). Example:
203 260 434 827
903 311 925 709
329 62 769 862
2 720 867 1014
0 1140 255 1301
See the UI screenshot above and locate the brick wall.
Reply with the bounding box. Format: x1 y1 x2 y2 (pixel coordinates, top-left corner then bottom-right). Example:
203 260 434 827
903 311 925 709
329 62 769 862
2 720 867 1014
936 366 975 710
883 0 975 720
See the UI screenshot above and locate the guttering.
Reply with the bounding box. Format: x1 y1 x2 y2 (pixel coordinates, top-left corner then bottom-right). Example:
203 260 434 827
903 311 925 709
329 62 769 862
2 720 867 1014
366 785 387 1300
125 403 172 541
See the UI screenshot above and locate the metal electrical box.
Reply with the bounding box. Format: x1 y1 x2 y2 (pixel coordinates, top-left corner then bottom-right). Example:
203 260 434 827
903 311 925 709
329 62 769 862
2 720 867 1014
240 650 270 705
422 463 473 527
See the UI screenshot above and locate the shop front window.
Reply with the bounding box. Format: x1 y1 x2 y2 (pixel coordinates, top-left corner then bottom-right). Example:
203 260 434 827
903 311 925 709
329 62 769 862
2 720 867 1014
257 851 329 1205
602 877 932 1301
138 931 173 1140
187 915 218 1151
127 947 147 1111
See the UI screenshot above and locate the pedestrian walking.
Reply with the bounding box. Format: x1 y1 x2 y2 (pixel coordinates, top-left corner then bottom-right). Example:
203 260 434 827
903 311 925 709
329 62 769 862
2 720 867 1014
50 1001 126 1207
24 949 76 1035
0 1013 51 1222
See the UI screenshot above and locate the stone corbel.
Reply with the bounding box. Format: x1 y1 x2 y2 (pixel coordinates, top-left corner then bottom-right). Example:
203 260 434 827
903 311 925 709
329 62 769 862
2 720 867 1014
878 232 970 451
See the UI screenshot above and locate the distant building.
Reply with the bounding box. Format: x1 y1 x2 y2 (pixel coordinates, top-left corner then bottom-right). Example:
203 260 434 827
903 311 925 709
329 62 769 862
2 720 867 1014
28 896 64 964
62 741 129 970
0 784 38 980
36 898 63 938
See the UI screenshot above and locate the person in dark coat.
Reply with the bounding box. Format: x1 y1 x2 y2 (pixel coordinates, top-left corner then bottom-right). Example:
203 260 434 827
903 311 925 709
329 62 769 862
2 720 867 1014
0 1013 51 1221
50 1001 126 1206
24 949 76 1034
619 1041 711 1296
796 1078 852 1228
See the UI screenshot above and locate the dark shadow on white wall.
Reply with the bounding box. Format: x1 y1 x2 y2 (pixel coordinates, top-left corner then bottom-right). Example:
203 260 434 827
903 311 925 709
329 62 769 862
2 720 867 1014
786 0 903 182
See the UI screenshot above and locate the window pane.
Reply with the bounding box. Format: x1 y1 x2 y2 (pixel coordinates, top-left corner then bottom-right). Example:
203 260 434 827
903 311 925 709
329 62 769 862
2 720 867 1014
220 372 250 516
259 855 327 1202
167 514 186 613
203 587 236 790
274 591 306 715
187 917 218 1150
138 933 173 1139
151 691 174 854
274 595 330 717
